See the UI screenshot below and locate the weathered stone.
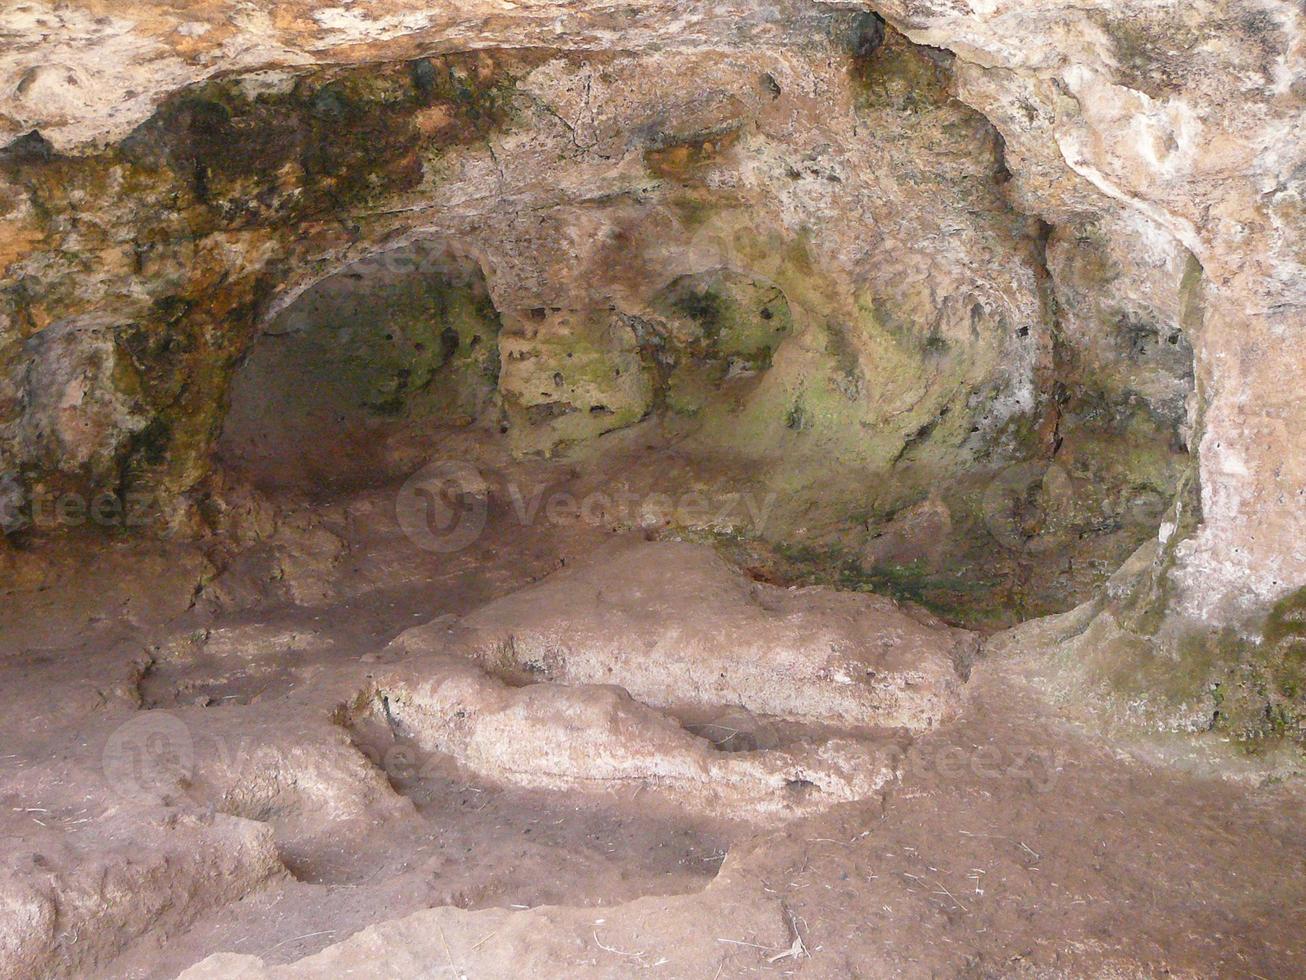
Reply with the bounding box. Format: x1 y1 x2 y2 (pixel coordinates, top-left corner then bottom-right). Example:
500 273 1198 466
498 309 654 455
0 0 1299 738
358 654 899 822
396 540 973 730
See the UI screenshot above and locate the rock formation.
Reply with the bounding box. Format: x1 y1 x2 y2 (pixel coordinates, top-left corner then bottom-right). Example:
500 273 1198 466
0 2 1303 976
3 0 1301 738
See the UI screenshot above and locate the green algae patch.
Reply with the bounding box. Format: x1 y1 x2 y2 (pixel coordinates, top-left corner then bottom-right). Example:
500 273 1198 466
211 244 506 492
648 270 794 419
1162 616 1303 749
500 311 655 456
1062 581 1306 751
1 52 536 515
850 22 952 115
1243 588 1306 743
264 250 502 422
769 541 1005 627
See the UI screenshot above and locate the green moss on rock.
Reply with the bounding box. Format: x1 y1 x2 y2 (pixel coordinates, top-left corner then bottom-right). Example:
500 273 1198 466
500 311 654 456
651 271 793 414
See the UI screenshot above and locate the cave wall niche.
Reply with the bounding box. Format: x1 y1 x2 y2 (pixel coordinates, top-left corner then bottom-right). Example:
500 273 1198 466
217 243 501 494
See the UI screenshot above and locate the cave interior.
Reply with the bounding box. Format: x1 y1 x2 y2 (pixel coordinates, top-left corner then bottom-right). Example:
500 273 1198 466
0 4 1303 977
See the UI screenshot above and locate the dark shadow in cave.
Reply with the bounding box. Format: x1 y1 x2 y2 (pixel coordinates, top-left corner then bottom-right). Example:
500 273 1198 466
217 242 501 495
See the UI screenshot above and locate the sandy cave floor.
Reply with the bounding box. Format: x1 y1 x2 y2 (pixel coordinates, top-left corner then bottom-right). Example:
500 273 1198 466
0 461 1303 979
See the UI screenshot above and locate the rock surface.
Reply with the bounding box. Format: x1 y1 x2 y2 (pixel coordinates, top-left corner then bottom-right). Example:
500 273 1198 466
360 653 901 822
397 539 973 730
0 467 1301 977
845 0 1306 632
0 0 1302 855
2 4 1204 631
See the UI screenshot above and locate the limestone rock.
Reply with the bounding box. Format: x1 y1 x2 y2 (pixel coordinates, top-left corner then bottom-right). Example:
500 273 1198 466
360 654 900 822
395 540 974 730
499 310 655 456
10 316 147 485
0 0 1299 741
0 808 279 978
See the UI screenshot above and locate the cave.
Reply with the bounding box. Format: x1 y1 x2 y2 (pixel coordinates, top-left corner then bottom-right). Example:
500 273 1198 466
0 2 1303 977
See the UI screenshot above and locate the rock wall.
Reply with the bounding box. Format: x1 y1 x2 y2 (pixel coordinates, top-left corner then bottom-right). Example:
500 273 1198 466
857 0 1306 630
843 0 1305 740
0 2 1301 732
0 25 1047 533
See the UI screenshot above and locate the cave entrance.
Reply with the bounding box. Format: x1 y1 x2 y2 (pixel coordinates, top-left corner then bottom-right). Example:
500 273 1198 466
10 10 1295 976
217 241 502 495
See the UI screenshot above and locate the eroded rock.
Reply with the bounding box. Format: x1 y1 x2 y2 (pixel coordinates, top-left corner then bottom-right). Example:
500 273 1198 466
356 654 901 823
0 809 279 978
394 540 974 730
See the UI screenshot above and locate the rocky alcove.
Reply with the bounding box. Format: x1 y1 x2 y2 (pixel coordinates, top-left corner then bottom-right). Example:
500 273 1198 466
0 2 1303 977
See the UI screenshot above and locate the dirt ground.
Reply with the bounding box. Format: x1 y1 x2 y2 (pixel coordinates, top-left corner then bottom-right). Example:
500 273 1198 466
0 454 1302 979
